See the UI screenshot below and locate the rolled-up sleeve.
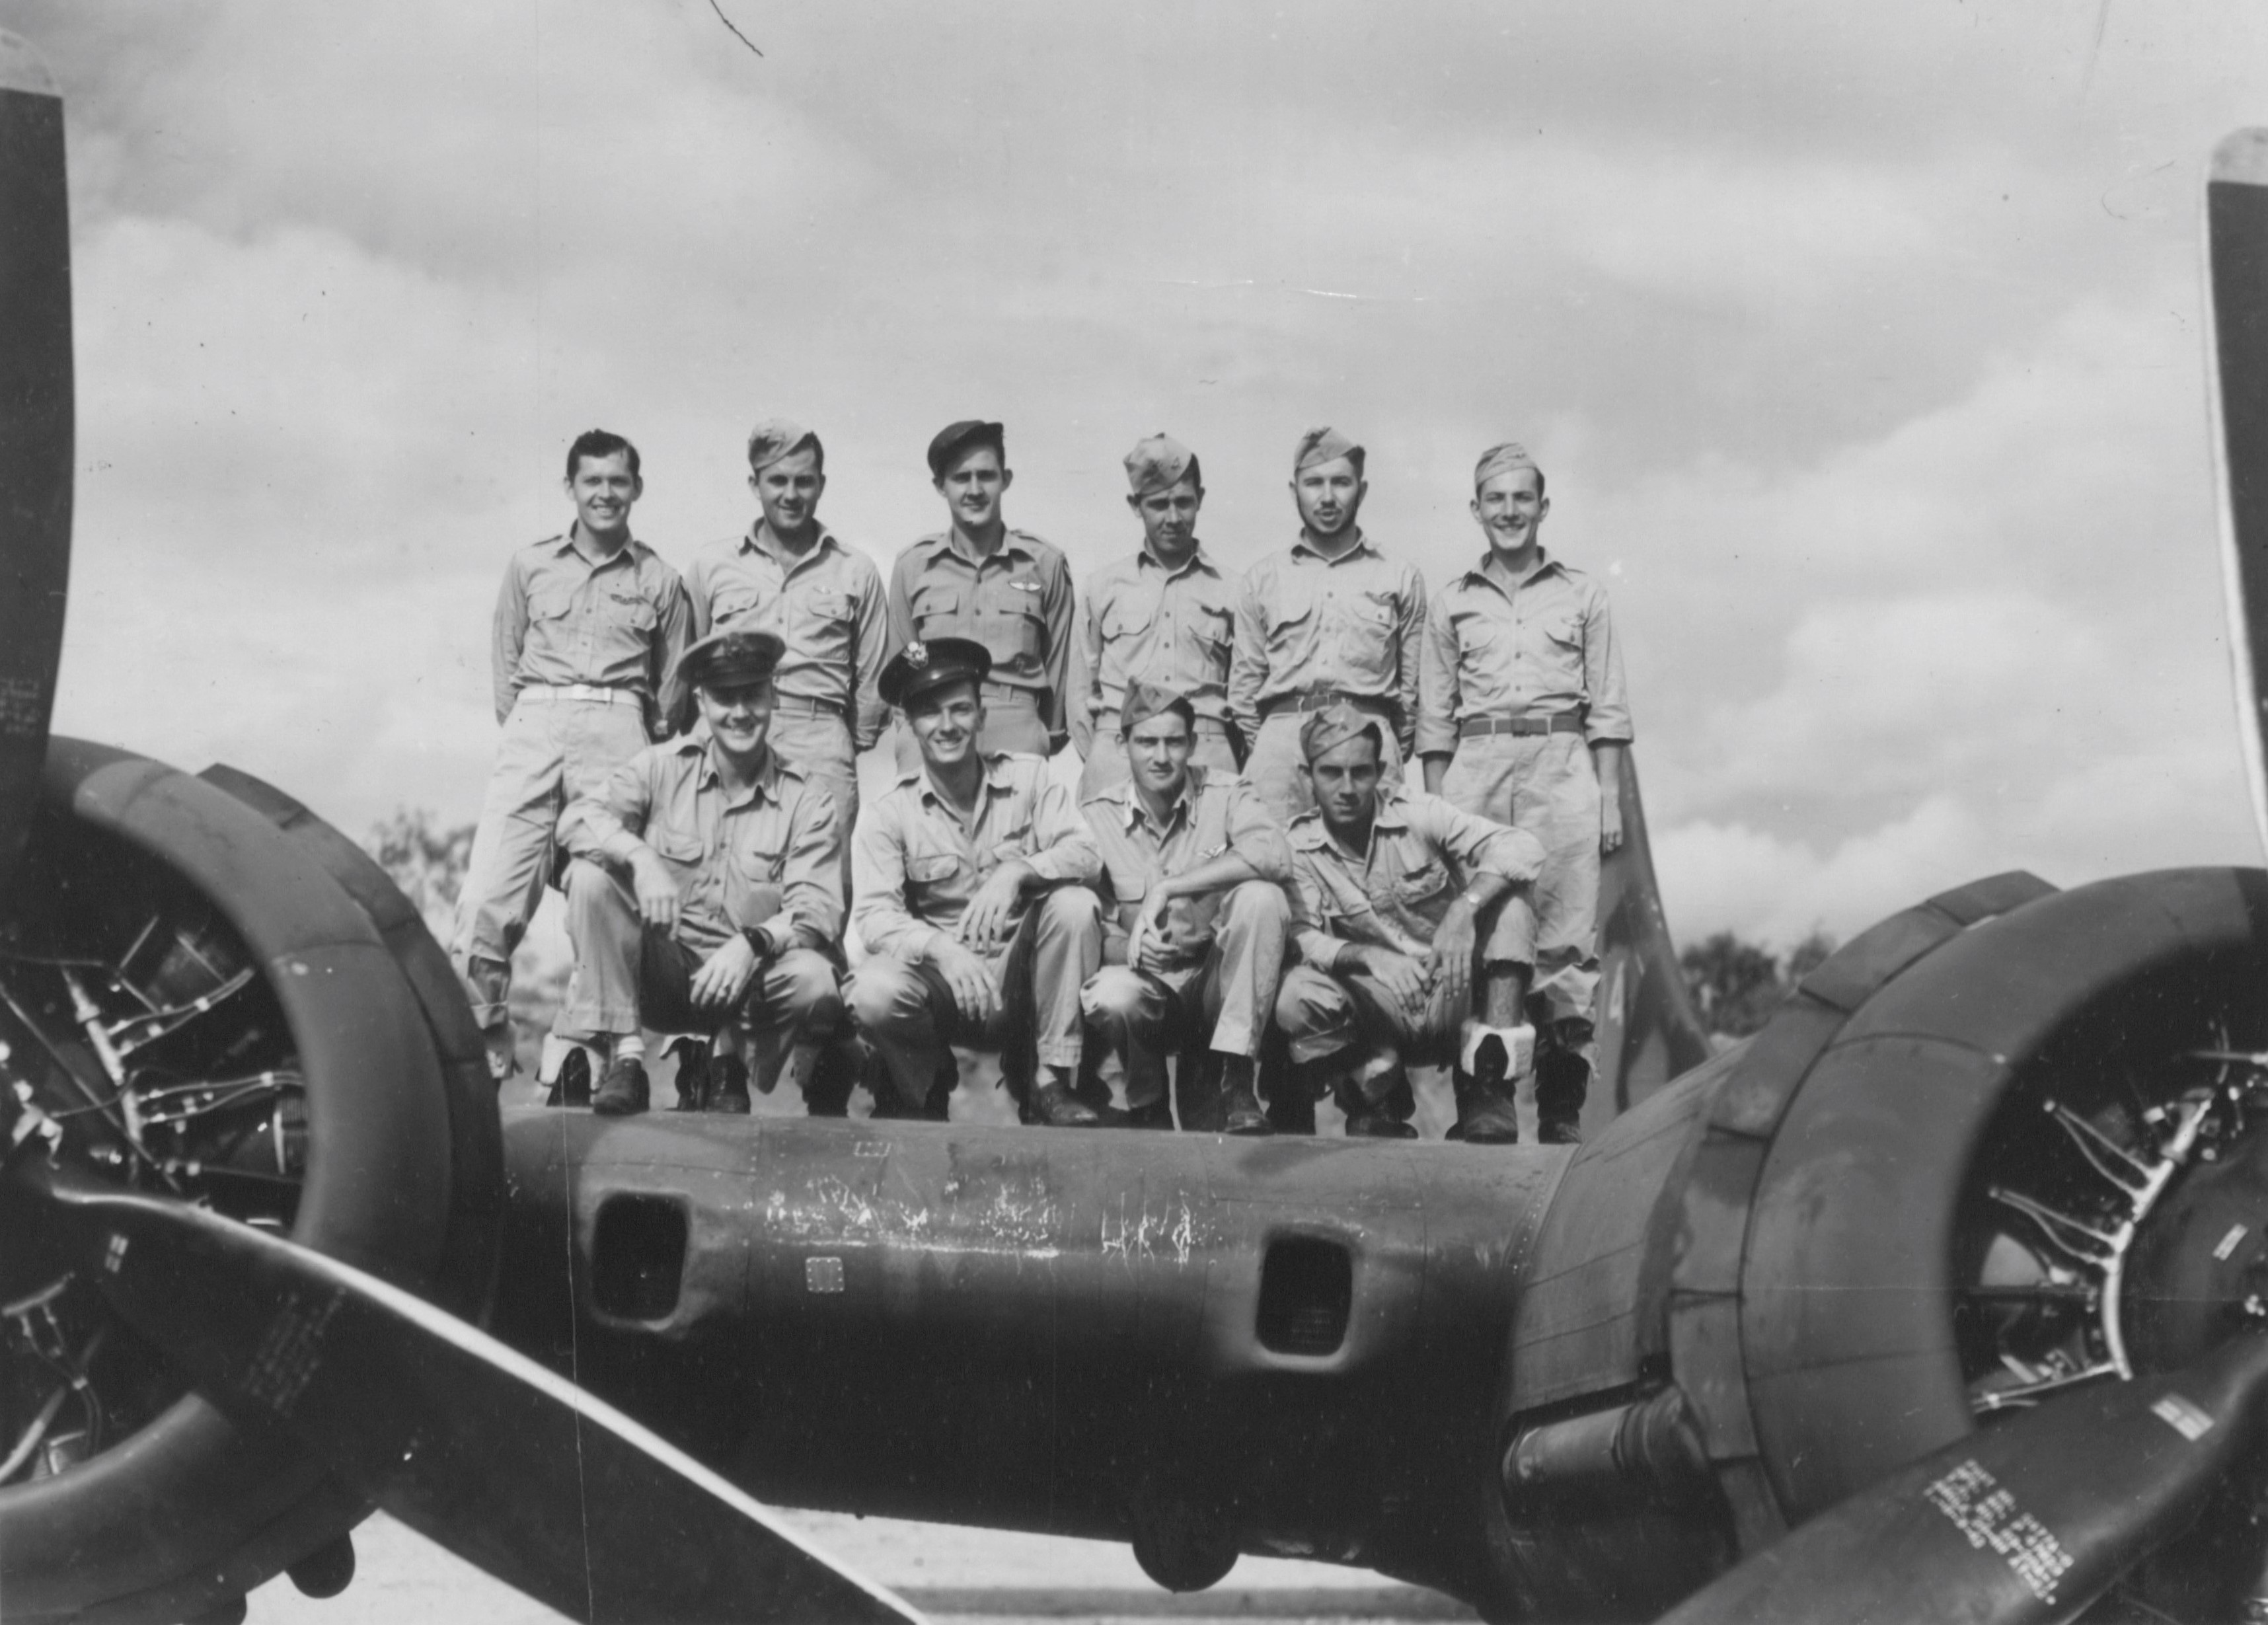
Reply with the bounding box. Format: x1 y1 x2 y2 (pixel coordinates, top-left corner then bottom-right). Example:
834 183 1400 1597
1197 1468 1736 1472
1416 795 1546 884
1583 584 1632 745
851 802 948 964
1023 778 1101 884
1224 782 1291 883
559 756 654 865
1418 589 1463 757
774 785 845 951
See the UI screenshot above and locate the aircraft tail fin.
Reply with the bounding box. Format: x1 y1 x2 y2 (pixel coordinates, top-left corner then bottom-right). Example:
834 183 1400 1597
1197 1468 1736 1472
1593 749 1714 1115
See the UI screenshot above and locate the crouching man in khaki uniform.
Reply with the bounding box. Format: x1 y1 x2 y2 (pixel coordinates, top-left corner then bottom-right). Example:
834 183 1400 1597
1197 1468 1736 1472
847 638 1106 1125
1078 681 1291 1133
1273 704 1546 1141
554 629 849 1117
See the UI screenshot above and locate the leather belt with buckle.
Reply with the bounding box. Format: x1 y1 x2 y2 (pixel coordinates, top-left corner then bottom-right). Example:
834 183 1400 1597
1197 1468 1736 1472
1459 714 1583 739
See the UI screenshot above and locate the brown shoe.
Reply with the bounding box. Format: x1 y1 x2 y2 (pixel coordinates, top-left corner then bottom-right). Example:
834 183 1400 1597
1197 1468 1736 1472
1221 1075 1272 1137
669 1042 709 1112
592 1057 649 1117
708 1055 751 1115
1032 1080 1103 1127
546 1046 592 1109
1452 1033 1521 1145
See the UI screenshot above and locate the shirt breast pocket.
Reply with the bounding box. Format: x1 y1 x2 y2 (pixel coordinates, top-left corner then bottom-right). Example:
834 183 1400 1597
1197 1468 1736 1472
710 586 769 630
529 586 576 624
1394 860 1450 908
1339 593 1400 677
733 845 784 884
976 579 1047 672
1261 581 1318 663
802 588 851 624
602 590 660 636
905 850 963 891
910 586 962 637
648 828 705 865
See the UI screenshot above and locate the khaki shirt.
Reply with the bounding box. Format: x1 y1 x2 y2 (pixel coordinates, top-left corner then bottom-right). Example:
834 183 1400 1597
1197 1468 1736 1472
852 753 1102 963
1227 533 1426 753
491 531 692 736
1419 550 1632 756
886 530 1075 742
559 737 843 960
683 523 889 747
1073 545 1238 753
1287 786 1544 969
1079 766 1289 967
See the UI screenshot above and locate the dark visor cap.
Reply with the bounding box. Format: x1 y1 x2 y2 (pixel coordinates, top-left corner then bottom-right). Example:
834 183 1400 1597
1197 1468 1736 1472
676 628 785 693
926 419 1005 479
879 636 993 709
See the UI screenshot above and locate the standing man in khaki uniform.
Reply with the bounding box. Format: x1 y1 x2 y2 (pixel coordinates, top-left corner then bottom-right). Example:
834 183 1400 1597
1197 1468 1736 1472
847 638 1106 1126
681 419 887 877
554 630 849 1117
887 420 1075 765
453 428 692 1080
1273 705 1546 1141
1419 443 1630 1144
1228 427 1426 823
1071 434 1242 801
1078 682 1290 1134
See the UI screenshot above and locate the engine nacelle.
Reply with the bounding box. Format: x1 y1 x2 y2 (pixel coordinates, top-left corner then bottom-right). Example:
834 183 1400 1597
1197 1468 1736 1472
0 743 503 1624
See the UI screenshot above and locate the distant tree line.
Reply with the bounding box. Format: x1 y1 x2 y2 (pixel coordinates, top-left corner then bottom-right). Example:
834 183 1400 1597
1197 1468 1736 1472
1679 930 1836 1042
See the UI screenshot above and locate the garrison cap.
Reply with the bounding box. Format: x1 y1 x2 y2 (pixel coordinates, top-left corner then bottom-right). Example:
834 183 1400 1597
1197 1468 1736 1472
926 420 1006 479
746 418 820 472
1119 679 1196 735
1474 442 1540 490
1123 432 1198 496
1294 426 1364 476
878 636 992 709
1300 702 1383 765
677 628 785 692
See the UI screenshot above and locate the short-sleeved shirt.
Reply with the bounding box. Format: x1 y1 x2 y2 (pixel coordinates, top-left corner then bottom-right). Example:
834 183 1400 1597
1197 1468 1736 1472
1227 533 1426 752
887 529 1075 738
683 522 889 748
1286 786 1545 969
491 530 692 735
1418 550 1632 756
558 737 843 960
1077 545 1239 739
1079 766 1289 967
852 753 1101 964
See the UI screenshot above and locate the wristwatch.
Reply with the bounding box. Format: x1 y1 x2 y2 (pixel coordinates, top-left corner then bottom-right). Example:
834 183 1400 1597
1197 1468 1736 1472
742 923 781 960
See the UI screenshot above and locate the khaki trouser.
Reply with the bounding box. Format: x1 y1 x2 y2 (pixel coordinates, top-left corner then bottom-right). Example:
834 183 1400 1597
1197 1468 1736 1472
1273 897 1534 1100
1242 704 1404 824
1439 732 1599 1028
554 858 843 1096
453 691 650 1026
1078 881 1289 1111
892 687 1053 771
1077 719 1240 802
845 886 1102 1111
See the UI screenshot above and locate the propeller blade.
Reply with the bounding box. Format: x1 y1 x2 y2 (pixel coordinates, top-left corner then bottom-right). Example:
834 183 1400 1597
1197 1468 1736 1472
1659 1333 2268 1625
14 1164 926 1625
2207 129 2268 857
0 30 74 895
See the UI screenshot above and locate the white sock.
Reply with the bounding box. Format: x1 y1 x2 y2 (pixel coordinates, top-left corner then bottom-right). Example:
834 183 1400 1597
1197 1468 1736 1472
1460 1022 1534 1078
613 1034 647 1063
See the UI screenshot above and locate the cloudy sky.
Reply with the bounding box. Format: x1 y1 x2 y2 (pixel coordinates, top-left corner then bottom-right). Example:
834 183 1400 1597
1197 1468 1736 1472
11 0 2268 947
